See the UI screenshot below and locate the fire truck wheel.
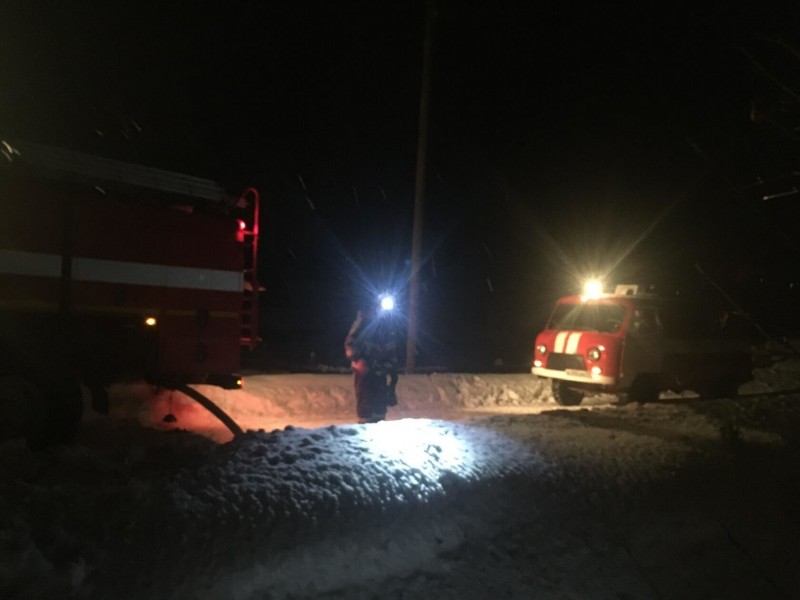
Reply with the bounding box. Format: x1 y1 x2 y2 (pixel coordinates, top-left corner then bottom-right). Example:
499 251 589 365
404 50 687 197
628 374 660 404
0 376 83 449
552 380 584 406
0 376 47 444
34 379 83 448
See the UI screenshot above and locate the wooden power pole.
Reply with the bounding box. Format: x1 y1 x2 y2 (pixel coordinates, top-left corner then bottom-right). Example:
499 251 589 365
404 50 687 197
406 0 435 373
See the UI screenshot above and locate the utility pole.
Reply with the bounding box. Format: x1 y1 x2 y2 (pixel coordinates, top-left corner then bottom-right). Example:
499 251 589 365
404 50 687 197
406 0 435 373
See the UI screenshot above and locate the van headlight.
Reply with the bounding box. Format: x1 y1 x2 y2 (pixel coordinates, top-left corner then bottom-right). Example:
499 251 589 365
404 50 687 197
536 344 547 355
587 347 602 361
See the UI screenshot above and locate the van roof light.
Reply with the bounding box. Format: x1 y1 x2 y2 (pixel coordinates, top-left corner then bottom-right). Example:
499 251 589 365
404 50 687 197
581 279 604 300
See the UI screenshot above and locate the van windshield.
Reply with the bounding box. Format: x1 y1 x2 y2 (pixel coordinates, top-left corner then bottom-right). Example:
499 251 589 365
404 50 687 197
548 303 627 333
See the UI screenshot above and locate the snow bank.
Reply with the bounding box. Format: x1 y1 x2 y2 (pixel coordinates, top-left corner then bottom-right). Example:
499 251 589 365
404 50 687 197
108 358 800 442
104 373 552 441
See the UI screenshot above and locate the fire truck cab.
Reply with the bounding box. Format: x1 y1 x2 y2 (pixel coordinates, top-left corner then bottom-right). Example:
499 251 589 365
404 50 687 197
532 283 754 405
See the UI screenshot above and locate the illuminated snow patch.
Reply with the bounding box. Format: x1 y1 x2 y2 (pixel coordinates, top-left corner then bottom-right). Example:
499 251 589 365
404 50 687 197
166 419 542 529
361 419 483 476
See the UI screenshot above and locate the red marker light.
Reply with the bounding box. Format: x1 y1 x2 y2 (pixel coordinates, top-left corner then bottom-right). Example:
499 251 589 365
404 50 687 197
236 219 247 242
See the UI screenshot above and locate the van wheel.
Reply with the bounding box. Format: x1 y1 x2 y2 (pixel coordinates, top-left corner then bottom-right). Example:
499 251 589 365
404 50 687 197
552 380 584 406
629 374 660 404
701 377 739 400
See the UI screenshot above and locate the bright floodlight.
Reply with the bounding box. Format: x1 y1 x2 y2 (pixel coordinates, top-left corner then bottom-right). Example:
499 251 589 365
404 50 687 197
582 279 603 300
379 294 395 311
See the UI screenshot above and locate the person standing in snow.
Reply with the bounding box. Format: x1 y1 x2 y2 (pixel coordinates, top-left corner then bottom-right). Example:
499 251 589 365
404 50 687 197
344 303 399 423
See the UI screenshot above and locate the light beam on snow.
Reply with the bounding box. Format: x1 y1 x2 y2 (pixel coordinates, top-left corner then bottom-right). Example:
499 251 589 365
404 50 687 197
360 419 472 475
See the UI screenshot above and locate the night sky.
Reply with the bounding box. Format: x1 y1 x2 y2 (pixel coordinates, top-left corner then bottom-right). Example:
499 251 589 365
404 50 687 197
1 1 798 369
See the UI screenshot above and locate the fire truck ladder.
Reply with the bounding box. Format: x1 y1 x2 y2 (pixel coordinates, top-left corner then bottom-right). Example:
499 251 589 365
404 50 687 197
239 187 261 350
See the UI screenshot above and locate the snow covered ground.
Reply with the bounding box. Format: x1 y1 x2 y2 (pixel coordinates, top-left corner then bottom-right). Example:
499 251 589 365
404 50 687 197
2 357 800 599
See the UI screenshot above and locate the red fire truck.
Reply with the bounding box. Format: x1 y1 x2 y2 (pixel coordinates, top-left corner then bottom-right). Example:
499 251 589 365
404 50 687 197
0 139 260 446
532 281 755 405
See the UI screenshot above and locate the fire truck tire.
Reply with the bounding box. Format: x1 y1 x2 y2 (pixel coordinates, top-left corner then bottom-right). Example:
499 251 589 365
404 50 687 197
0 376 46 443
85 381 110 415
0 375 83 449
28 379 83 450
628 374 660 404
552 380 584 406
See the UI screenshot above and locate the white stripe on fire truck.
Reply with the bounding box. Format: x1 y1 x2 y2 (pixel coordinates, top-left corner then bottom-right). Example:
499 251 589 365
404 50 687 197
72 257 243 292
0 249 61 277
553 331 582 354
0 250 243 292
554 331 568 353
565 332 581 354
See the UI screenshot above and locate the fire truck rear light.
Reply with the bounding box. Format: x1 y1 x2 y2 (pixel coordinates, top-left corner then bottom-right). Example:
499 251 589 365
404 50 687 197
236 219 248 242
144 316 157 327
